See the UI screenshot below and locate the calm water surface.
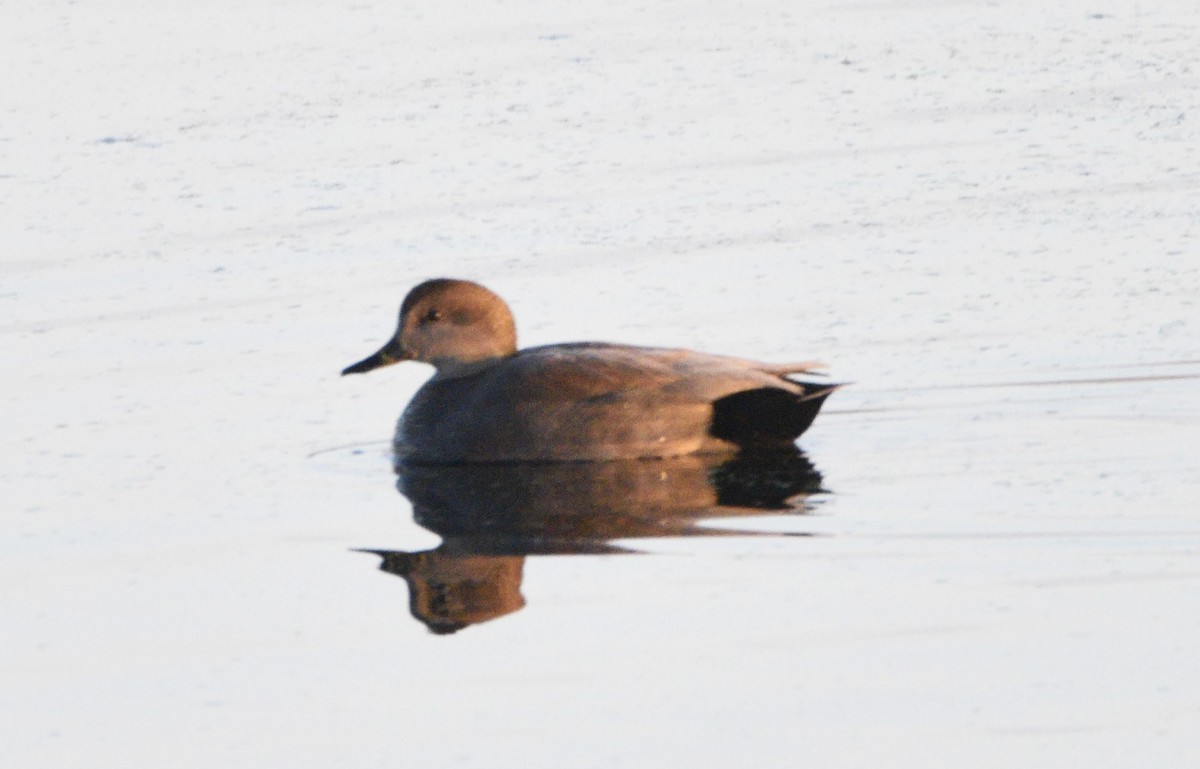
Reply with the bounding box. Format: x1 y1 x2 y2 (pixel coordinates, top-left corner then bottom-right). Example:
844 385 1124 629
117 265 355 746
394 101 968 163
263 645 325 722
7 0 1200 766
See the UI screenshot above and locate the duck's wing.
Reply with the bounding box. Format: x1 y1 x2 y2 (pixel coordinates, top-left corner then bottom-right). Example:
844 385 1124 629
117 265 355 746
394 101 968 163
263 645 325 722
580 345 840 446
500 343 820 404
495 343 683 401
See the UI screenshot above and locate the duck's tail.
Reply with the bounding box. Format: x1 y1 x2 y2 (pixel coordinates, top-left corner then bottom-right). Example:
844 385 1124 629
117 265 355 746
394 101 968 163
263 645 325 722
710 382 842 447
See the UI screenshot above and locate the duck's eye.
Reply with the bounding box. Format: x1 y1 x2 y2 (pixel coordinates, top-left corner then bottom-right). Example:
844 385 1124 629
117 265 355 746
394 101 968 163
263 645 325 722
420 308 443 324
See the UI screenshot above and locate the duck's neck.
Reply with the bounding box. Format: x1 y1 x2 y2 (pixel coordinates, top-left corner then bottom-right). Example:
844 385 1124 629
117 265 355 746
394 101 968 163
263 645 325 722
429 354 509 381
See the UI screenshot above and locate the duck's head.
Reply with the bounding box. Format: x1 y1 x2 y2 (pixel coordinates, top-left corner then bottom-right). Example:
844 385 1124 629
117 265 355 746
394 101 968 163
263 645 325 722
342 279 518 379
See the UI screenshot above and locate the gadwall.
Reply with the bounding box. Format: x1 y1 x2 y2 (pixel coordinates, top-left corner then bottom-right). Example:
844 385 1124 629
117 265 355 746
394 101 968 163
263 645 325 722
342 279 839 462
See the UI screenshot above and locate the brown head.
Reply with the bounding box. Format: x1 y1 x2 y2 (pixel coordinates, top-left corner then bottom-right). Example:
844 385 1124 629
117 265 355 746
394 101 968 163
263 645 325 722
341 279 518 379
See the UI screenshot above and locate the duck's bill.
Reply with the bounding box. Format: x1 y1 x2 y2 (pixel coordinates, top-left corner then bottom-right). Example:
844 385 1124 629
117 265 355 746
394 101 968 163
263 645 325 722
341 345 406 375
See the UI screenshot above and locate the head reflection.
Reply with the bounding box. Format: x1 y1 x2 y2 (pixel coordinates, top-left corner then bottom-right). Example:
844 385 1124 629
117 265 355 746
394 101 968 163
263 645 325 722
362 449 824 634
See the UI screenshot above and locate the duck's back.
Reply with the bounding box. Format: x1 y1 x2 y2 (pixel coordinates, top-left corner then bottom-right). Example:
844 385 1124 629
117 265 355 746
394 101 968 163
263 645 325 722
395 343 828 463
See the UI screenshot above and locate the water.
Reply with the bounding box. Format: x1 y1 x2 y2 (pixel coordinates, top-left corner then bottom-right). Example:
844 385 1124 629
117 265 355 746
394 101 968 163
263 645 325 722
4 0 1199 766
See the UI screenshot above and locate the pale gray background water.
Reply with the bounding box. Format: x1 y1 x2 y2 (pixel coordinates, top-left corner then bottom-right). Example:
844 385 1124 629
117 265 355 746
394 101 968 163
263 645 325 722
4 0 1199 766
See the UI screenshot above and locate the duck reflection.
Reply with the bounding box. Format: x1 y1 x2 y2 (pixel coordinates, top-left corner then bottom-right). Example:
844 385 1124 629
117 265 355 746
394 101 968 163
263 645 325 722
361 448 824 634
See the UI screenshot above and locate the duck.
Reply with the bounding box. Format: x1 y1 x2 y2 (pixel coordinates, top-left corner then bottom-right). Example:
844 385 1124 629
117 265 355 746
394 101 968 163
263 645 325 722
342 278 839 463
